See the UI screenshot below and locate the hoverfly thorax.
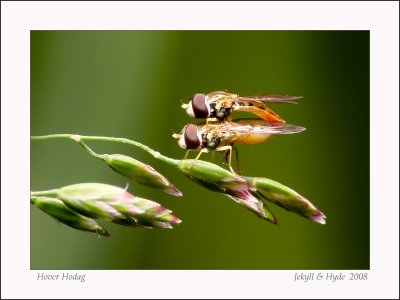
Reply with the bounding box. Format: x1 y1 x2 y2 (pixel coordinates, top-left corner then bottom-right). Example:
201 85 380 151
204 131 222 149
174 124 202 150
214 104 233 120
186 93 211 119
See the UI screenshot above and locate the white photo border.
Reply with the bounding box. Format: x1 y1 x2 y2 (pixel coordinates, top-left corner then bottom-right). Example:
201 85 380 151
1 1 399 299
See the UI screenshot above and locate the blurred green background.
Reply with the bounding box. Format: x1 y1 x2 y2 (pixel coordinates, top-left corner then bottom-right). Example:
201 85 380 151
31 31 369 270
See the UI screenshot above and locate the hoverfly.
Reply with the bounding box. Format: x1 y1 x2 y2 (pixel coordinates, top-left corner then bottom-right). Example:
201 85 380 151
181 91 303 124
172 119 305 173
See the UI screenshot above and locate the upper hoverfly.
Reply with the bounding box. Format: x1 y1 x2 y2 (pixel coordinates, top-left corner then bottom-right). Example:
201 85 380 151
172 119 305 173
181 91 303 124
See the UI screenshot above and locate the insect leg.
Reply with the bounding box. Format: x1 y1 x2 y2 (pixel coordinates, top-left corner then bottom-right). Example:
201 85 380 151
211 151 215 161
184 150 191 160
194 148 209 161
233 146 242 175
215 145 234 173
186 149 209 171
222 149 229 165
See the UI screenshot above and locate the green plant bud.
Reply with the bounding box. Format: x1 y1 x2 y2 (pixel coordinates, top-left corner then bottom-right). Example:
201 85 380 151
262 203 278 225
177 159 250 192
57 183 127 221
143 204 182 224
32 196 109 236
55 183 181 228
245 177 326 224
104 154 182 196
225 193 277 224
112 218 176 229
111 197 181 227
177 159 276 221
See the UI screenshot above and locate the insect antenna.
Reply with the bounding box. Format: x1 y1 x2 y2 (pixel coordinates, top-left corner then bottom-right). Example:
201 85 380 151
180 100 188 109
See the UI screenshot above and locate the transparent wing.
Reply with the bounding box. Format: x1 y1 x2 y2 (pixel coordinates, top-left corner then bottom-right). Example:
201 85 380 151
235 94 303 104
224 122 306 135
250 123 306 134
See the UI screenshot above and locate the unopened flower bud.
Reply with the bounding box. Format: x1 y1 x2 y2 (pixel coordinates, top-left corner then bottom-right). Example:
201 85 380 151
177 159 274 221
104 154 181 196
57 183 127 220
32 196 109 236
245 177 326 224
110 195 181 228
55 183 181 229
177 159 250 192
225 190 277 223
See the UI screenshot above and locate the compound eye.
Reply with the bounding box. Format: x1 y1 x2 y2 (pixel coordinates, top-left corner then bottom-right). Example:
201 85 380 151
184 124 201 149
191 93 210 118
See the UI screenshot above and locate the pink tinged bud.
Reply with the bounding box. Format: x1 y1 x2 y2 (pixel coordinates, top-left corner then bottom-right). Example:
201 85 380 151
111 197 181 226
144 205 182 224
164 187 182 197
150 221 173 229
225 190 278 224
32 196 109 236
177 159 277 221
104 154 182 196
310 210 326 225
57 183 129 221
169 215 182 224
177 159 250 192
245 177 326 224
56 183 182 228
225 194 265 218
262 204 278 225
33 183 182 233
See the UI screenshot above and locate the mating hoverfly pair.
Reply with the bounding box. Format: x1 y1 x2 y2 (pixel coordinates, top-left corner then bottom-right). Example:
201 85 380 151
172 91 305 174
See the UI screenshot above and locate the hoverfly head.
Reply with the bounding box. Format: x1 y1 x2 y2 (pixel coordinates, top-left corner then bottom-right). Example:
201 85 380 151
186 93 210 119
176 124 202 150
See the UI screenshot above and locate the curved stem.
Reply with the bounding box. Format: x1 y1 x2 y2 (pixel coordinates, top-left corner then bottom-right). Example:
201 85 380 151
31 134 180 168
31 189 59 198
78 141 106 161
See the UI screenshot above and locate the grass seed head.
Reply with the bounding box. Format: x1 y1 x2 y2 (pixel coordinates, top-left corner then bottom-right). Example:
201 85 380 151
105 154 182 196
32 196 110 236
56 183 182 229
245 176 326 224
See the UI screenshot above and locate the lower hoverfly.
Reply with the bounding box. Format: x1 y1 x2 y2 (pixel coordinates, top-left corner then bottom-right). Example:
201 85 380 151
172 119 305 173
181 91 302 124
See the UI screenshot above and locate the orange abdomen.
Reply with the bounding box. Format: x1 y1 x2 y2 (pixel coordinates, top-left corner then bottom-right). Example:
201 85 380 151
230 132 272 145
235 105 285 124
